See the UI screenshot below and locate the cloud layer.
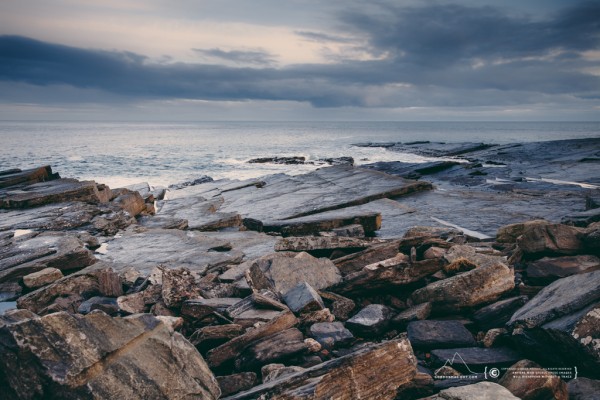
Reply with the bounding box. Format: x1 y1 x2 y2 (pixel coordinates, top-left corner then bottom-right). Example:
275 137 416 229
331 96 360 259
0 1 598 116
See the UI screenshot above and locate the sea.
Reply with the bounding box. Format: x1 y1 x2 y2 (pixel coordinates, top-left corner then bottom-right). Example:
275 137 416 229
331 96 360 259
1 121 598 189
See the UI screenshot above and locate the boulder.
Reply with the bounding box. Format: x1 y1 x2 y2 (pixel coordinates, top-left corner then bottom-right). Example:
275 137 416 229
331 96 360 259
262 365 306 383
0 165 58 189
160 267 203 309
496 220 549 243
22 267 63 289
221 338 417 400
345 304 394 337
517 223 584 256
498 359 568 400
425 381 520 400
0 311 220 400
235 328 307 371
217 372 257 397
526 255 600 285
190 324 245 353
411 263 515 313
391 303 432 330
111 190 146 217
482 328 508 348
407 320 476 350
309 322 354 349
251 252 342 295
507 270 600 329
282 282 324 314
17 268 122 315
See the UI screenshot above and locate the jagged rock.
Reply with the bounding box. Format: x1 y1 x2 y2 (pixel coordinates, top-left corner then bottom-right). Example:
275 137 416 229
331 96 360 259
517 223 584 257
318 290 355 321
333 241 400 275
332 254 442 295
0 232 96 289
398 226 462 250
526 255 600 285
22 267 63 289
117 291 148 314
217 372 257 397
391 303 432 330
235 328 307 371
225 291 286 319
472 296 529 331
207 311 298 369
0 178 112 209
282 282 324 314
425 381 520 400
508 270 600 329
424 246 446 259
17 268 122 315
190 324 245 353
262 365 306 384
222 338 417 400
499 359 568 400
181 298 240 321
411 263 515 313
308 322 354 349
96 228 244 275
274 236 375 252
248 252 342 295
511 303 600 378
137 215 188 229
248 156 306 164
444 244 506 269
160 267 203 309
77 296 118 315
298 308 335 328
91 210 136 235
0 311 220 400
482 328 508 348
345 304 394 337
304 338 321 353
111 190 146 216
562 208 600 227
407 320 476 350
396 366 435 399
567 377 600 400
234 309 283 328
496 220 549 243
430 347 522 373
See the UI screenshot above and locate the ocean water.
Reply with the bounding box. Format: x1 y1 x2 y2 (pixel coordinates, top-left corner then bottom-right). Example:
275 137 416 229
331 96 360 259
1 121 598 188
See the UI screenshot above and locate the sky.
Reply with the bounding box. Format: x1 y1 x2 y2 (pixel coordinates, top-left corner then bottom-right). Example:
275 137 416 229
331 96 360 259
0 0 599 121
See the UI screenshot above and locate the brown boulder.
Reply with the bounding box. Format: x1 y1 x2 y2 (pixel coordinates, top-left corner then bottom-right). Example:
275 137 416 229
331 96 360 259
499 359 567 400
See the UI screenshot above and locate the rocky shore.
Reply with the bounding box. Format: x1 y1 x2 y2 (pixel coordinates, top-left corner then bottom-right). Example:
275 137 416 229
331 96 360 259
0 138 599 399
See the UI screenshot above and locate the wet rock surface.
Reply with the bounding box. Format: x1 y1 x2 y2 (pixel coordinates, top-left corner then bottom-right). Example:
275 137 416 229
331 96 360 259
2 147 600 398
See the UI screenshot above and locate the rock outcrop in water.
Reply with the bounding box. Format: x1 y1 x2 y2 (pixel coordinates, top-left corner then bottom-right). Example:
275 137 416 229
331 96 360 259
1 138 599 399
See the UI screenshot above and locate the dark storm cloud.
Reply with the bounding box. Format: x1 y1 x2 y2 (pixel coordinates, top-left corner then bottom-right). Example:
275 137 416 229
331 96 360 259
192 48 276 66
0 1 599 109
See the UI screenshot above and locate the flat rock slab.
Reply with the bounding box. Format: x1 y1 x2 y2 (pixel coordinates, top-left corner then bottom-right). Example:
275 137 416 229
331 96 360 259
407 320 476 350
508 270 600 329
96 228 244 275
157 194 242 230
0 165 59 189
526 255 600 285
274 236 377 252
472 296 529 331
0 232 96 288
0 310 220 400
430 347 522 373
411 263 514 313
0 178 111 209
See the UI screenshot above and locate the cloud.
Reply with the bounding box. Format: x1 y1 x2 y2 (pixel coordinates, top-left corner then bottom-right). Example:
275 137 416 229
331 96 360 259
0 1 598 112
192 47 277 66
